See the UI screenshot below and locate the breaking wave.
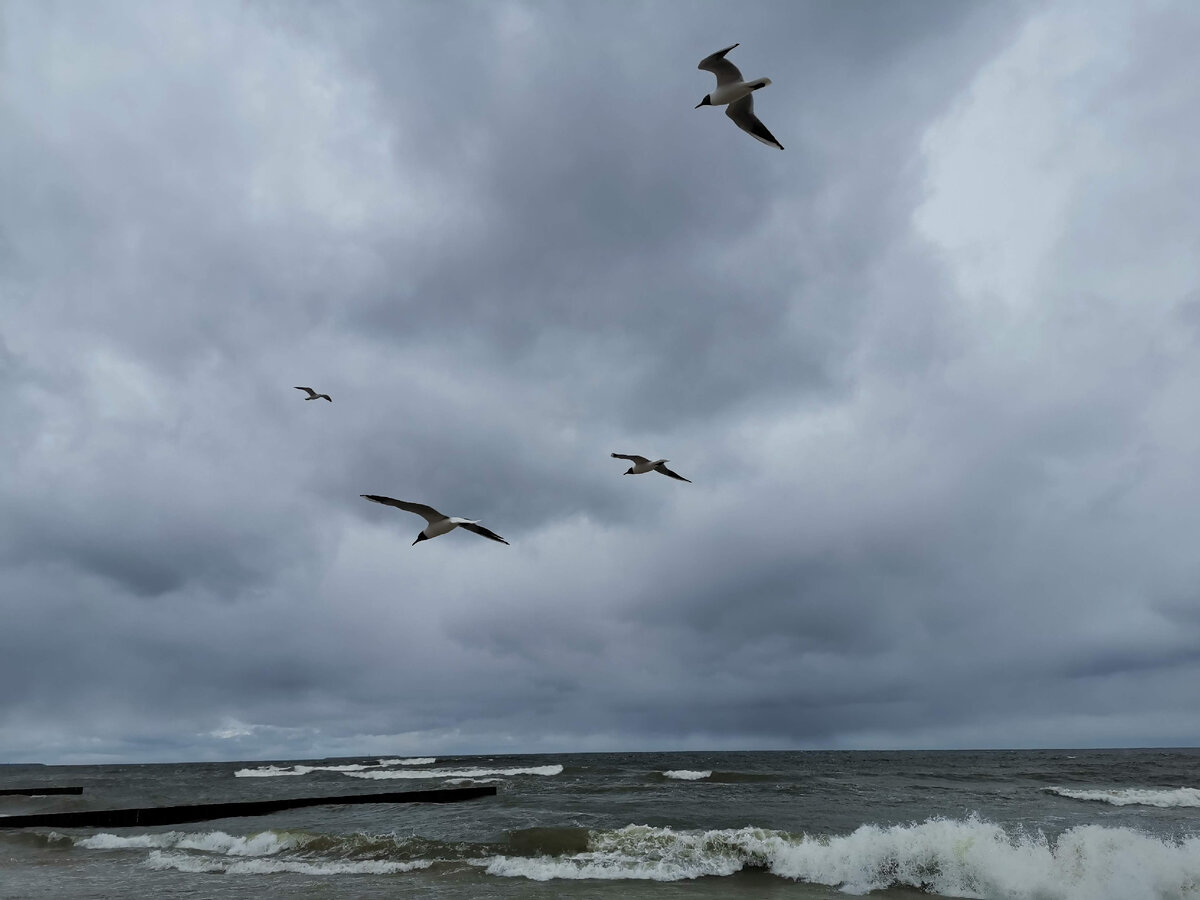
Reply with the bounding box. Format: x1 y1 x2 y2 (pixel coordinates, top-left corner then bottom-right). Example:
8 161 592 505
74 828 436 877
1047 786 1200 808
343 764 563 780
77 830 302 855
234 757 439 777
235 763 374 777
145 851 429 875
484 817 1200 898
662 770 712 781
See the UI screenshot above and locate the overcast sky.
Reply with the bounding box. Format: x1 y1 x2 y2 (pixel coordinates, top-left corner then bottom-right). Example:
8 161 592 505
3 0 1200 764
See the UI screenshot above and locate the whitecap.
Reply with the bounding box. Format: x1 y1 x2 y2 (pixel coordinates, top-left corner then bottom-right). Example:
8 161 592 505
344 764 563 780
234 764 304 777
663 770 712 781
78 830 302 856
482 817 1200 898
146 851 430 876
378 757 437 766
1047 786 1200 808
234 763 375 777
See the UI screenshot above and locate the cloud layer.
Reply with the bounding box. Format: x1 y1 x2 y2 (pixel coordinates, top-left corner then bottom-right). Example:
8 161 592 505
3 0 1200 763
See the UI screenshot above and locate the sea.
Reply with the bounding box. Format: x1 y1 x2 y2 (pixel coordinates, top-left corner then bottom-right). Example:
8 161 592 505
2 749 1199 898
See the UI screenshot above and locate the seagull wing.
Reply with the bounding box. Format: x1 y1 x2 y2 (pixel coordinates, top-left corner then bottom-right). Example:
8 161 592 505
725 95 783 149
698 43 743 86
319 394 332 402
360 495 446 524
611 453 651 464
654 462 692 483
459 522 510 545
295 386 317 397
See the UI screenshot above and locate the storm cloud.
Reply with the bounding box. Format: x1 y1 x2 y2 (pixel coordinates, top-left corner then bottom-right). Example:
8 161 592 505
3 0 1200 763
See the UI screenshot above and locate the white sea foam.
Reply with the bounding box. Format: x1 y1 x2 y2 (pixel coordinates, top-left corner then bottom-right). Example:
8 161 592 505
145 850 430 876
1047 786 1200 808
78 830 302 856
663 770 712 781
234 762 376 777
235 759 440 777
234 764 301 777
344 764 563 780
483 817 1200 898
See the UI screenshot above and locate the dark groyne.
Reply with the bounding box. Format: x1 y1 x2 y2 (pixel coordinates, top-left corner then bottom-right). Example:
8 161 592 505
0 784 496 829
0 787 84 796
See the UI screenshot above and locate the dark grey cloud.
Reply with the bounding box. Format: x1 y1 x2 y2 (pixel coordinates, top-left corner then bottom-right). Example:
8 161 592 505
3 0 1200 763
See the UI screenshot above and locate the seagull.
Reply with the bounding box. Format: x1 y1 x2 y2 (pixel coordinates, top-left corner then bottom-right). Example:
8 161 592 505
611 453 692 483
295 386 332 402
360 495 509 545
695 43 783 150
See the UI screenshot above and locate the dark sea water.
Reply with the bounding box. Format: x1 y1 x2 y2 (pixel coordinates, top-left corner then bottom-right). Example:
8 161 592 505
2 749 1199 898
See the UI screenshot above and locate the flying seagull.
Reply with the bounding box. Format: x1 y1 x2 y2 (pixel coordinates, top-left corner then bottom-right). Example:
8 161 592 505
695 43 783 150
611 453 692 483
295 386 332 402
360 495 509 545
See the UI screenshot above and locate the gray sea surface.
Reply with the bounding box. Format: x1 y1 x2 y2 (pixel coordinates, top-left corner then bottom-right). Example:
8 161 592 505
2 749 1199 898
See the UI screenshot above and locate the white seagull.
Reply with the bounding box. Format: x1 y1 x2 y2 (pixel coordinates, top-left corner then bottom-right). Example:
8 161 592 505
611 453 692 483
695 43 783 150
294 386 332 402
361 495 509 545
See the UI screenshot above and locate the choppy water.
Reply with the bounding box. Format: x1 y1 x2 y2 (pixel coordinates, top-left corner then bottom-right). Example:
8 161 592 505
3 749 1199 898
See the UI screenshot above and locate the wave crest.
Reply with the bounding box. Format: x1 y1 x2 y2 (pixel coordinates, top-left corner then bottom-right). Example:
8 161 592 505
344 764 563 780
146 850 430 875
484 817 1200 896
1047 786 1200 808
78 829 304 856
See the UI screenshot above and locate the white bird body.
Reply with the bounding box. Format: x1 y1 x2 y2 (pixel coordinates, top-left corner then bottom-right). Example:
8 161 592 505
294 386 332 402
360 495 509 545
611 453 692 483
706 77 771 107
695 43 783 150
628 457 667 475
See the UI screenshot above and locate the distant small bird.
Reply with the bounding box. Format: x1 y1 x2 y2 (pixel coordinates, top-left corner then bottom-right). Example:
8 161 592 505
361 495 509 545
611 453 692 483
294 386 332 402
695 43 783 150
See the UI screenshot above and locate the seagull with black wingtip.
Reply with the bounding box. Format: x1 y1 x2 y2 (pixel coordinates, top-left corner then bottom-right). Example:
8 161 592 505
360 495 509 545
611 453 692 483
694 43 784 150
294 386 332 402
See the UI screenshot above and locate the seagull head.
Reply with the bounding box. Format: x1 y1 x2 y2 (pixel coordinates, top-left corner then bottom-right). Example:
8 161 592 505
694 95 712 109
412 533 430 546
